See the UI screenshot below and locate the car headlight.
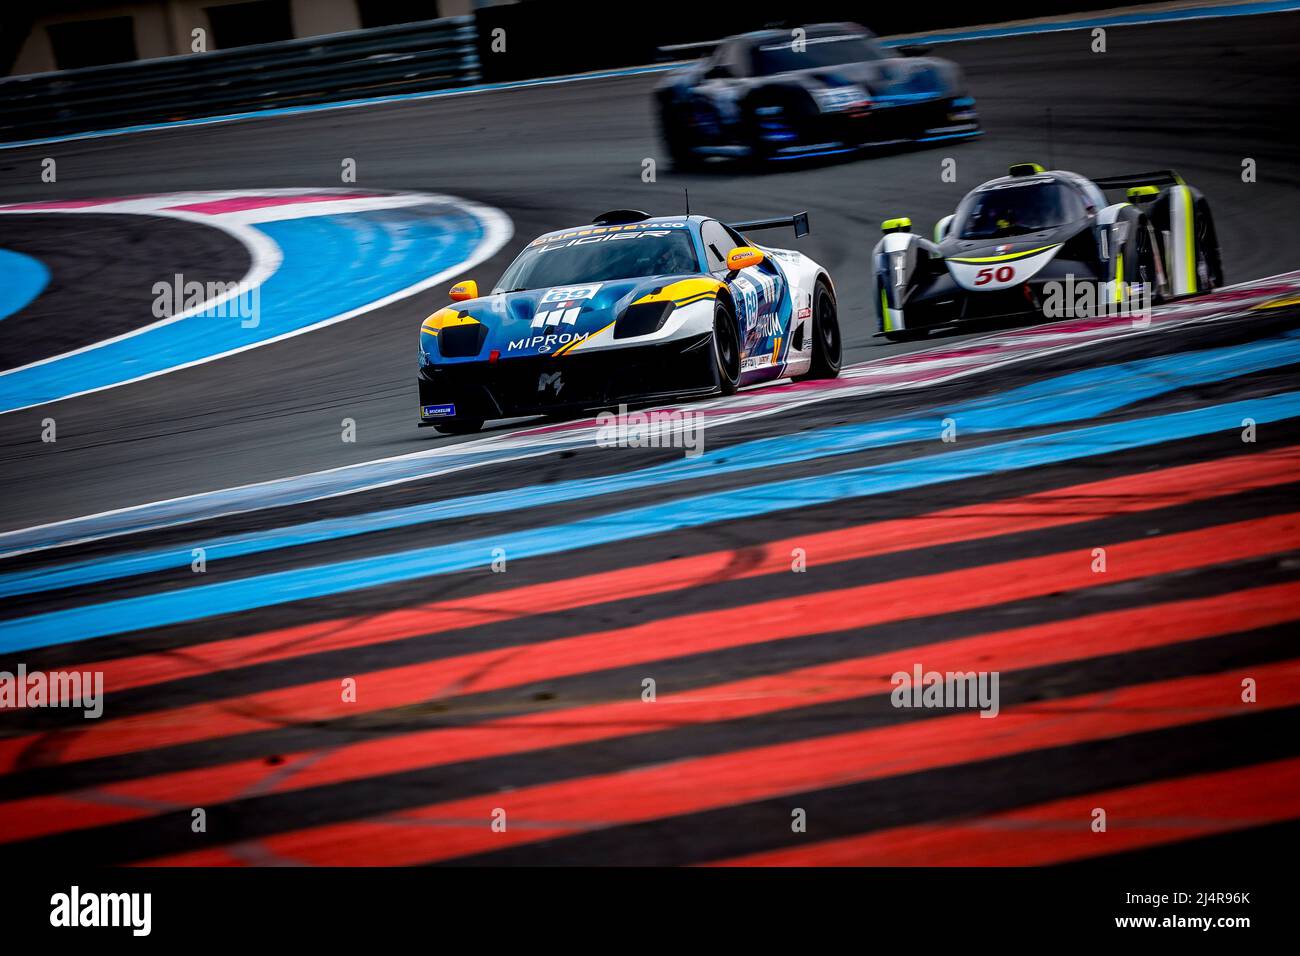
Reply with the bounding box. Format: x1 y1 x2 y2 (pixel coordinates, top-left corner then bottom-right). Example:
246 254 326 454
437 322 489 358
614 300 674 339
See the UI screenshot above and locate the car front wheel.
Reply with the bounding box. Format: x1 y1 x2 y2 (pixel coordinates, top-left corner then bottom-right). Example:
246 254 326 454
713 301 741 395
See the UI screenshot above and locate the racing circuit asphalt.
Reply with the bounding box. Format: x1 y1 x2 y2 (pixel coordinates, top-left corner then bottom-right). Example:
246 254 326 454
0 10 1298 529
1 8 1299 870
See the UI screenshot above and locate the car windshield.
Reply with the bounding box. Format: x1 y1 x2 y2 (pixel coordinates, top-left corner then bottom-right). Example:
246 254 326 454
957 182 1087 239
752 33 882 75
495 229 699 292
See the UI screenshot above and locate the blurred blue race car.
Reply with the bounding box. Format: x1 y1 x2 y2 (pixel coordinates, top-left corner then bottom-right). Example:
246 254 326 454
655 22 980 167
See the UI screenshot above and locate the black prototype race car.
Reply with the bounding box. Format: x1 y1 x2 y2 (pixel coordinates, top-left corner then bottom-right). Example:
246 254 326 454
872 164 1225 340
656 22 980 167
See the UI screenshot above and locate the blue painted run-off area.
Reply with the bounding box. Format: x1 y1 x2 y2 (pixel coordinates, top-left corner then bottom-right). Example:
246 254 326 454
0 248 50 321
2 332 1299 652
2 390 1296 654
0 203 487 413
4 329 1299 601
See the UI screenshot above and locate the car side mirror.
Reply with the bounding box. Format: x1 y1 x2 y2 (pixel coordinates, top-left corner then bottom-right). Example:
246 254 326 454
726 246 765 271
448 280 478 301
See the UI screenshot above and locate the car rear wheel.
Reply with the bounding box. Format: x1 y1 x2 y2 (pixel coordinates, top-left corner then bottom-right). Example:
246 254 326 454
713 301 741 395
1195 201 1224 292
1135 220 1164 304
792 279 842 380
1112 221 1151 312
660 100 704 171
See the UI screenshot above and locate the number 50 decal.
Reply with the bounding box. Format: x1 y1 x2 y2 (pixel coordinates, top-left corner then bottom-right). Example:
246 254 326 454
975 265 1016 285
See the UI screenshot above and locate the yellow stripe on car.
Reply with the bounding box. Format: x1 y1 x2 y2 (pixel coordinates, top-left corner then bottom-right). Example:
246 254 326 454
632 277 723 307
557 320 616 355
671 291 717 308
421 308 480 335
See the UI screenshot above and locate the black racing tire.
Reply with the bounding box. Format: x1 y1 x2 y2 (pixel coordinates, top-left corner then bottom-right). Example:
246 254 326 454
1195 200 1225 292
1134 218 1164 304
742 91 802 166
713 300 741 395
660 100 704 171
433 418 484 435
1113 218 1158 312
792 278 842 380
878 273 929 342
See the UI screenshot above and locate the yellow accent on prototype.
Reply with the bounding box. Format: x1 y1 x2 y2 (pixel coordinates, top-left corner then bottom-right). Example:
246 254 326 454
948 243 1060 264
1180 186 1196 293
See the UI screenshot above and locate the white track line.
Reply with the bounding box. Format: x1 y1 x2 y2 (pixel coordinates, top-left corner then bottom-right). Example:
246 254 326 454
0 189 513 416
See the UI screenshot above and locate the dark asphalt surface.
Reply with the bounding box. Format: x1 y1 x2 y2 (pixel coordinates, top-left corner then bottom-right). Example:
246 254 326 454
0 11 1297 528
0 214 249 370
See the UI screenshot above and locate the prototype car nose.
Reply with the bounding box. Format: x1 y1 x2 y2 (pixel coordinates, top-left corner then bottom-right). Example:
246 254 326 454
944 242 1063 292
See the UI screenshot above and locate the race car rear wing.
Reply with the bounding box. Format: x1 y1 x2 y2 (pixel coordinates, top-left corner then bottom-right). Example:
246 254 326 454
657 38 724 60
1092 170 1186 191
729 212 811 239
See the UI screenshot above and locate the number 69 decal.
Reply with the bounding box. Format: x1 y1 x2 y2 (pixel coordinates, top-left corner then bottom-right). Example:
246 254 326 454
975 265 1016 285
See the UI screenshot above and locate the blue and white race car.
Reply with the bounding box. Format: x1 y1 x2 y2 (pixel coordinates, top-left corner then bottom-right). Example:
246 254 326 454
418 210 841 433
